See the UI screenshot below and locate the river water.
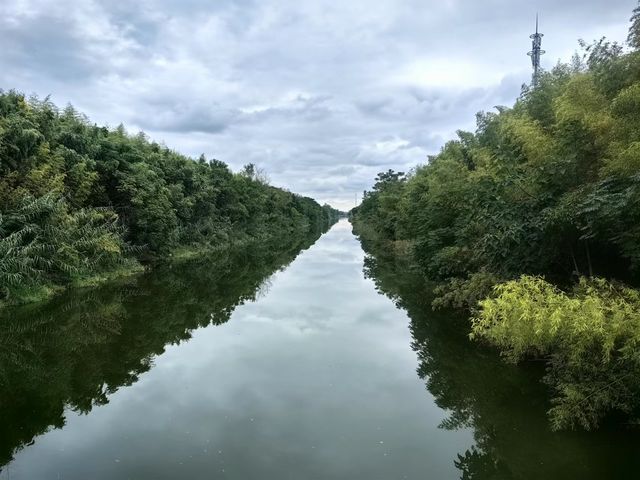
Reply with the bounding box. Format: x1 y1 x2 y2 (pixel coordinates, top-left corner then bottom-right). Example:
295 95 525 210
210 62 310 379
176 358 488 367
1 219 639 479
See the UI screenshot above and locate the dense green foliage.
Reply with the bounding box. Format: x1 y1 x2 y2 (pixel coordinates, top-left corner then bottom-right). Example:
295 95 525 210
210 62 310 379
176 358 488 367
472 276 640 430
0 92 340 305
352 6 640 429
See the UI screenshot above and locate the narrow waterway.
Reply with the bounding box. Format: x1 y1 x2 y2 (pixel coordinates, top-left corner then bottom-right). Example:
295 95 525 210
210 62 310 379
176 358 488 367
1 219 639 479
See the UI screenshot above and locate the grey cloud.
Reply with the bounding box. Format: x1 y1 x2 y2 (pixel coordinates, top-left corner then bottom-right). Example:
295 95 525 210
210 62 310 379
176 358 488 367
138 106 239 134
130 96 241 133
0 15 95 82
354 97 393 116
327 165 357 176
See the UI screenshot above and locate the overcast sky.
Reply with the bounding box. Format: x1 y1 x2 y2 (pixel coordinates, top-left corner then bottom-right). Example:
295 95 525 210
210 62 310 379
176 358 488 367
1 0 636 209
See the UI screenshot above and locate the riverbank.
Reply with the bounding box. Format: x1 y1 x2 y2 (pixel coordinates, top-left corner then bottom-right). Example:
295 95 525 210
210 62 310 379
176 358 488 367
0 221 337 311
353 220 640 478
0 90 342 310
352 213 640 431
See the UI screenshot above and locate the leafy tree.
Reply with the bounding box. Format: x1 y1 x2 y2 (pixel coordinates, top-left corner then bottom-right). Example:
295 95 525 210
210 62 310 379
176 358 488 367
628 2 640 50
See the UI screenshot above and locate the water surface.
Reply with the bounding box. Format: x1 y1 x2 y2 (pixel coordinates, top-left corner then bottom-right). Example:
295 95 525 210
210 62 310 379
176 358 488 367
1 220 639 479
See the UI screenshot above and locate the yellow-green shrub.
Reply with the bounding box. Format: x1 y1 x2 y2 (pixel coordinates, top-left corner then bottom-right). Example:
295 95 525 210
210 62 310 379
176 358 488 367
471 275 640 430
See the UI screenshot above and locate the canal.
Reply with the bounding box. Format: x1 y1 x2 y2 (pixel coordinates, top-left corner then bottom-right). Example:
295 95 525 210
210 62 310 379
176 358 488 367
1 219 639 479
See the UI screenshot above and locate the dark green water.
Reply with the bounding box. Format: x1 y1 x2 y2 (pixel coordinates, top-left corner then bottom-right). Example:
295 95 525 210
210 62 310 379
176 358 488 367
1 220 639 479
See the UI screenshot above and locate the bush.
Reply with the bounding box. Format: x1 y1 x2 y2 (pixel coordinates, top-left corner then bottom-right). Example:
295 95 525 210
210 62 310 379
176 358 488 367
471 275 640 430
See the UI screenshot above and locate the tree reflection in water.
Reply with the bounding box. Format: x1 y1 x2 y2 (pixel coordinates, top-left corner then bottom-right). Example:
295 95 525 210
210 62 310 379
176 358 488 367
0 229 326 470
359 234 640 480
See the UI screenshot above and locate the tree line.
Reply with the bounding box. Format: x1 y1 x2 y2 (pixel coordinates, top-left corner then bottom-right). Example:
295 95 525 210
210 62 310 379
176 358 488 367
0 92 341 306
352 4 640 430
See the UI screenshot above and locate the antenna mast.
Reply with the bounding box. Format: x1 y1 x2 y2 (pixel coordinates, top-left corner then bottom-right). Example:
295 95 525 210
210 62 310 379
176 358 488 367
527 14 545 86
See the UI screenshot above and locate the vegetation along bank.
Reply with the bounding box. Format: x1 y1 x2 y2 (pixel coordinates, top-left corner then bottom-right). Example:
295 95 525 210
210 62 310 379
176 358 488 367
0 91 341 307
351 5 640 431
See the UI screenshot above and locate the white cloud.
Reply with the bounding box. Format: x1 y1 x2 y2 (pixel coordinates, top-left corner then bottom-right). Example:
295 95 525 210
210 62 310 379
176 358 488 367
390 58 504 88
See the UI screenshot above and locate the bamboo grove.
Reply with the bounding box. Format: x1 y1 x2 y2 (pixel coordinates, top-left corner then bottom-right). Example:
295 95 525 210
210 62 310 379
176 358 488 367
0 93 341 306
352 5 640 430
